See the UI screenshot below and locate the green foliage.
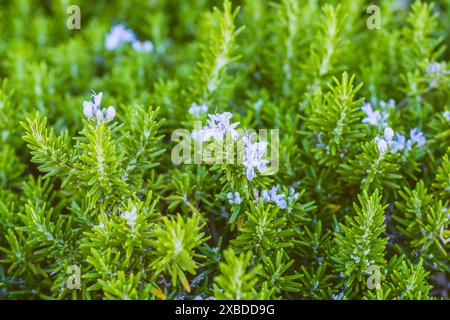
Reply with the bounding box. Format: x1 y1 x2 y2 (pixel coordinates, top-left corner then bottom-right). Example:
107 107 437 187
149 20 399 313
190 0 244 107
340 139 401 191
332 190 388 297
231 201 294 255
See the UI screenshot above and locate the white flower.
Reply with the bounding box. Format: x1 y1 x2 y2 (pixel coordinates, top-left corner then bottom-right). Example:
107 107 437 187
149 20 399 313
121 207 137 227
376 138 388 154
83 91 116 123
226 192 243 205
243 136 269 181
188 102 208 118
443 111 450 121
105 24 136 50
132 40 154 52
409 128 426 147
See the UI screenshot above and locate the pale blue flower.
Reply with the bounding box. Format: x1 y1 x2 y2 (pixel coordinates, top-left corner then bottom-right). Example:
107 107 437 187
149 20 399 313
443 111 450 121
332 292 344 300
409 128 426 147
121 207 137 227
234 193 243 205
315 132 324 148
426 61 445 76
425 61 450 88
384 127 394 143
191 112 240 142
258 186 287 209
94 222 104 229
379 99 395 110
376 138 388 154
207 112 240 141
362 103 388 128
261 189 270 202
288 187 299 203
374 127 395 154
361 103 378 126
105 106 116 121
83 91 101 118
198 112 240 141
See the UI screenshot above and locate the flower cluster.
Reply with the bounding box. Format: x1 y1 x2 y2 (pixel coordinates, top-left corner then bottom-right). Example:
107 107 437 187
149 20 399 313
287 187 299 204
242 135 269 181
121 207 138 228
443 111 450 121
83 91 116 123
375 127 394 154
6 0 450 301
375 127 426 154
190 112 270 182
426 61 450 88
409 128 427 147
226 192 243 205
188 102 208 118
255 186 287 209
361 102 389 129
105 24 153 53
94 221 105 229
192 112 240 142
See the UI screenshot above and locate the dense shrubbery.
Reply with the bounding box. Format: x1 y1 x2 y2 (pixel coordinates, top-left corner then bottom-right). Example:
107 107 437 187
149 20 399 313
0 0 449 300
